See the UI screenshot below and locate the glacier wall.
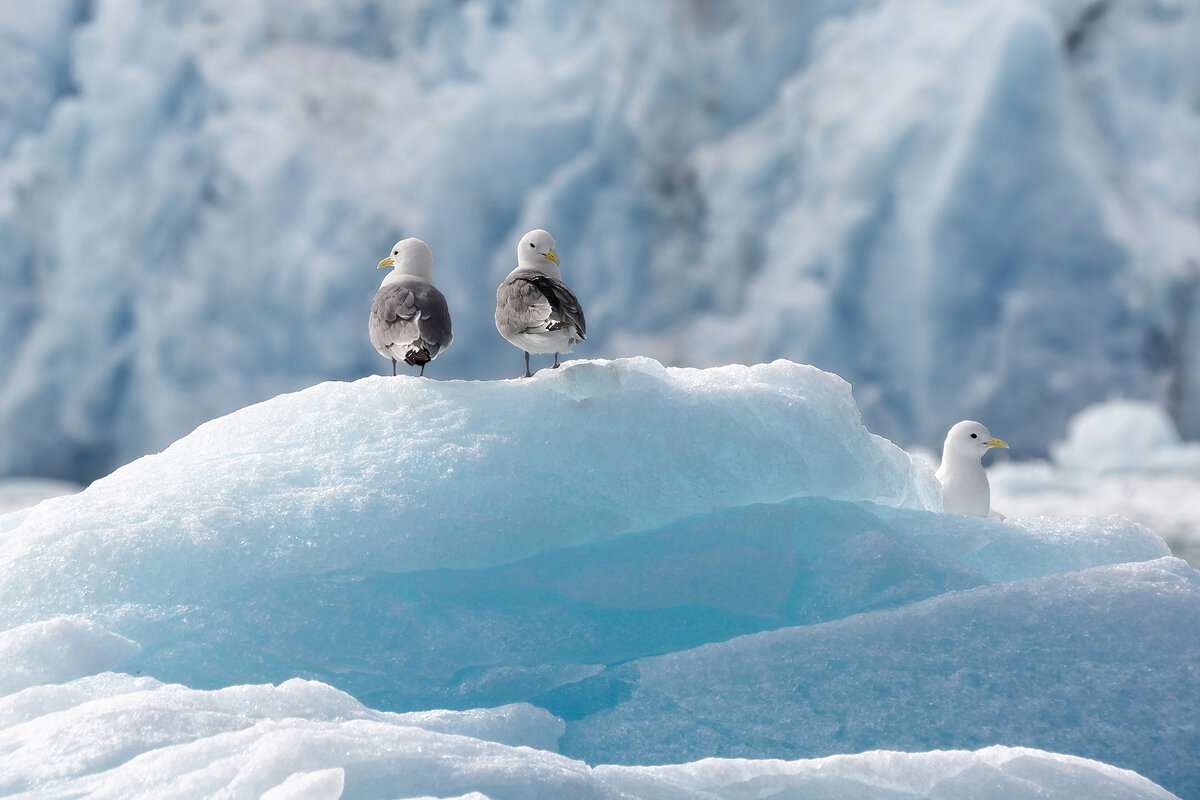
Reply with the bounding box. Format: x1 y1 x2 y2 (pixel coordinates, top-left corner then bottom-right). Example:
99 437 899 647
1 0 1199 481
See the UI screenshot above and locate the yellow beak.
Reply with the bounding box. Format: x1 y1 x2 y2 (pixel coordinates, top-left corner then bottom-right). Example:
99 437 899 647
985 438 1009 449
544 250 559 265
377 257 394 269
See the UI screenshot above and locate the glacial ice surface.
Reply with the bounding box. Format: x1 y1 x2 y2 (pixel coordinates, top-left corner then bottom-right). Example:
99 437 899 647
0 359 1194 798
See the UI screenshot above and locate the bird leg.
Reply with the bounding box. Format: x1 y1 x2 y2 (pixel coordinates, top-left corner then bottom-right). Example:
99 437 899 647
419 363 426 377
391 358 397 377
524 351 533 378
552 353 560 369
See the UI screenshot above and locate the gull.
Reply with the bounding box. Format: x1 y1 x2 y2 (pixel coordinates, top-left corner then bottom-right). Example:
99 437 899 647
935 420 1009 517
369 238 453 377
495 229 586 377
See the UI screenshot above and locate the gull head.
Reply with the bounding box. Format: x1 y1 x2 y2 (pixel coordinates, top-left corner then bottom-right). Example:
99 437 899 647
942 420 1009 462
377 238 434 282
517 229 560 271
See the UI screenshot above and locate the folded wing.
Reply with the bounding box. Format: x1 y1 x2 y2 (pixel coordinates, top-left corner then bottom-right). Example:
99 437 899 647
370 279 453 361
496 272 586 339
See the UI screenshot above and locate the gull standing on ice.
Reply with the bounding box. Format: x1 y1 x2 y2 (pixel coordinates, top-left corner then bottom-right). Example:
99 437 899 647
369 238 453 377
935 420 1009 517
495 229 586 377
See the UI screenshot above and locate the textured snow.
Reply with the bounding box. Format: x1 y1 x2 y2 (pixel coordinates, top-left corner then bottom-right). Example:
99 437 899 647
0 674 565 799
0 616 138 696
596 748 1180 800
1 0 1199 482
0 666 1177 799
0 359 1194 798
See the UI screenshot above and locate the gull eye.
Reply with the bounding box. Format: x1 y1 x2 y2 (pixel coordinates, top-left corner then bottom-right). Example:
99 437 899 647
970 433 978 439
529 242 535 248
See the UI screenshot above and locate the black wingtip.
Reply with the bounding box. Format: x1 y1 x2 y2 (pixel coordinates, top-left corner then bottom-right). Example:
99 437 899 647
403 348 432 367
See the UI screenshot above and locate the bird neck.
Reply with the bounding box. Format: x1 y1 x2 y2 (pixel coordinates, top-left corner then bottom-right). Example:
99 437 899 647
382 267 430 287
515 260 562 280
939 446 984 472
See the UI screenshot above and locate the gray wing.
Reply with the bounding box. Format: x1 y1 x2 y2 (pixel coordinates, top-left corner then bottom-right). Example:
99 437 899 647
495 272 586 339
369 278 453 358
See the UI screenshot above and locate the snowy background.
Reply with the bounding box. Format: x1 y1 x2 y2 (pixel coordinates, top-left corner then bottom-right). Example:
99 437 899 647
1 0 1199 483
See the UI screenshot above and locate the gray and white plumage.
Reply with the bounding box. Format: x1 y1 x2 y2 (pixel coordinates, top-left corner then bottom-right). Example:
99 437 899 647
495 229 586 377
935 420 1009 517
369 238 453 377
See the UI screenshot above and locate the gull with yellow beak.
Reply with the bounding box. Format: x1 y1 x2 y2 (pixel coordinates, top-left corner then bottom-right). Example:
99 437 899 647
369 238 453 377
935 420 1010 517
495 229 586 377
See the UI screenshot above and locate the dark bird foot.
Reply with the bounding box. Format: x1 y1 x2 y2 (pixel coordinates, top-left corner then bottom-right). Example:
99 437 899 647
523 351 533 378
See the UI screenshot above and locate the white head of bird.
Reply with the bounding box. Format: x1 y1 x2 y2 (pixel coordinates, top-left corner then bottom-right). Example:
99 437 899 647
940 420 1009 463
517 229 561 279
377 238 434 284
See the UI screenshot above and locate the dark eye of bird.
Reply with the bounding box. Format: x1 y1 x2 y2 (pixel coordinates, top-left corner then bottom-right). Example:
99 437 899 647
529 242 535 248
970 433 978 439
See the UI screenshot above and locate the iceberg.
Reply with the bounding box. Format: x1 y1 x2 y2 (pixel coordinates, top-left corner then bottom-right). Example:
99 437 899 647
0 359 1194 798
0 359 936 624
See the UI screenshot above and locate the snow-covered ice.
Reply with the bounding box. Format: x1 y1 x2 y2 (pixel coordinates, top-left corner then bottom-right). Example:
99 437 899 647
0 668 1180 799
0 359 1194 798
0 616 137 697
0 358 936 625
0 666 1179 799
